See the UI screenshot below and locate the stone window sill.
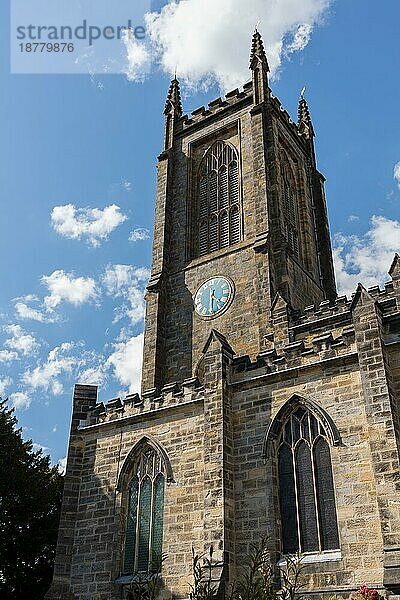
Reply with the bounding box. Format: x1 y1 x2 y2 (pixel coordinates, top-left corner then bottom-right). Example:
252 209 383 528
277 549 342 566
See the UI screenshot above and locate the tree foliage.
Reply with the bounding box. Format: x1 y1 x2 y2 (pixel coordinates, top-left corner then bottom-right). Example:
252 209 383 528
0 398 64 599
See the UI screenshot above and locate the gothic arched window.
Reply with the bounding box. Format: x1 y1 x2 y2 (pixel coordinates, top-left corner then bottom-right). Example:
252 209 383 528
278 406 339 555
123 444 166 574
197 141 241 257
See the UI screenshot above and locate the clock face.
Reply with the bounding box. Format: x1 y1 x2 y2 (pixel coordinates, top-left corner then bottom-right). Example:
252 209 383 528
194 276 234 319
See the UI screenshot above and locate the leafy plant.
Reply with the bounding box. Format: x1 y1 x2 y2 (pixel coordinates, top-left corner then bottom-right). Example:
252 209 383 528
124 554 166 600
279 553 305 600
189 545 219 600
228 538 304 600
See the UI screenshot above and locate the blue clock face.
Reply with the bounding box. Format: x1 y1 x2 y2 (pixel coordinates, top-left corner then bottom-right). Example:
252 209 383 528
194 277 234 319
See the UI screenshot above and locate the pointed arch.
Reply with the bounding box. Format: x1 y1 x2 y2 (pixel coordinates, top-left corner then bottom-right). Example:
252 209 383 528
196 140 242 257
266 394 341 555
263 394 341 458
117 435 174 492
119 437 172 575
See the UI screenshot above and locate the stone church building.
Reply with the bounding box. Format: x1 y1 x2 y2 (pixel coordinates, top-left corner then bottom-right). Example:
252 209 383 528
47 32 400 600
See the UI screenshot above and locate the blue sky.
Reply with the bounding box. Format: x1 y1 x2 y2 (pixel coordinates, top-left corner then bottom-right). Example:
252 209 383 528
0 0 399 468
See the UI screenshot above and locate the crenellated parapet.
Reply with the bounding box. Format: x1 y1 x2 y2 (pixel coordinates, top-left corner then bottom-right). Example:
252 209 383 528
235 265 400 382
77 377 204 430
178 81 254 131
233 323 357 382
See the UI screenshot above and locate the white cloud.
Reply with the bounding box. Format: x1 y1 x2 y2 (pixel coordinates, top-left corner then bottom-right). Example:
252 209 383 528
4 324 39 356
333 215 400 298
102 264 150 327
22 341 106 397
122 30 151 82
0 376 12 397
51 203 127 247
131 0 331 91
285 23 313 53
106 334 143 394
394 162 400 189
42 270 97 311
121 179 133 192
15 300 52 323
78 364 107 387
10 391 31 411
22 342 78 395
347 215 359 223
0 349 18 363
129 228 150 242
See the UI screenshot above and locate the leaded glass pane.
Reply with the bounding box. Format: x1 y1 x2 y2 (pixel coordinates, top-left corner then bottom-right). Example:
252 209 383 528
301 414 310 442
278 406 339 557
123 478 139 574
124 445 166 575
284 419 292 445
292 417 301 444
137 476 152 571
278 445 298 553
296 442 319 552
294 407 306 420
151 473 165 571
313 438 340 551
310 414 319 441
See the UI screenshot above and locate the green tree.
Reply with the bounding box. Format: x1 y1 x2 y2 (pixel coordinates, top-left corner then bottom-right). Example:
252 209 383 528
0 398 63 599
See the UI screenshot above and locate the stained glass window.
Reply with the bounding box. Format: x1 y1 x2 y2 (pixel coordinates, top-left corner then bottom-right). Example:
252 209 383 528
278 406 339 554
123 445 165 574
197 141 241 256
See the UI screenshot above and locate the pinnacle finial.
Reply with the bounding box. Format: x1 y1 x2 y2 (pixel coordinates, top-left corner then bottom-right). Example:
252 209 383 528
298 92 314 138
249 29 270 72
164 77 182 117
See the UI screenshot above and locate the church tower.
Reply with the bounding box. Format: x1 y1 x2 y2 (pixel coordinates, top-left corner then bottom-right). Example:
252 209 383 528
46 31 400 600
142 29 336 393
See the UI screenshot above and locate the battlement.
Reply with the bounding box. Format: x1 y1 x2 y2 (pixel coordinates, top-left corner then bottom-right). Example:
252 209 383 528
234 321 357 381
179 81 254 129
75 377 204 429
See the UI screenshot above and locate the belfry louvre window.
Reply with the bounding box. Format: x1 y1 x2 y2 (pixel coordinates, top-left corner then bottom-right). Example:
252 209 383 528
282 177 299 258
197 140 241 256
278 406 339 554
123 445 165 574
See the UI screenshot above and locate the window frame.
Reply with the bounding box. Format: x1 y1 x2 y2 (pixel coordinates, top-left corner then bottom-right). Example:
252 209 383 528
120 441 170 576
277 405 340 557
195 140 242 258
